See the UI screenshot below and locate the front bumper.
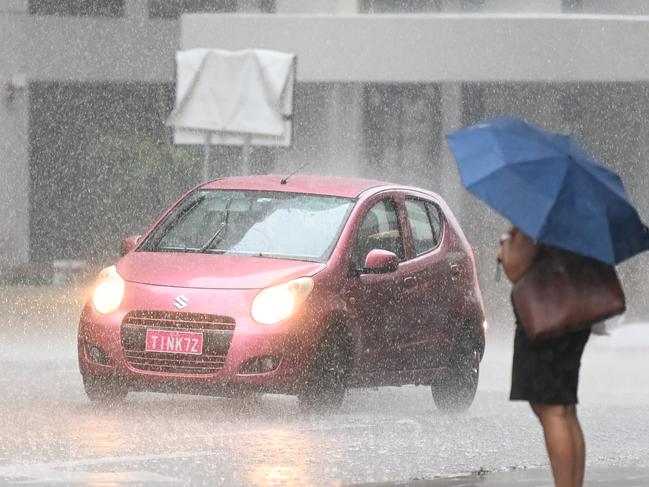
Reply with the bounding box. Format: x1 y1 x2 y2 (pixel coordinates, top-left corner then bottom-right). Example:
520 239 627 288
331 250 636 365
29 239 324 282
78 282 321 396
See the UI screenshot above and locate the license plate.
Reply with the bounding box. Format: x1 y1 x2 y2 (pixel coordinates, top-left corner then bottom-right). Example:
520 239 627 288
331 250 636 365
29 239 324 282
145 329 204 355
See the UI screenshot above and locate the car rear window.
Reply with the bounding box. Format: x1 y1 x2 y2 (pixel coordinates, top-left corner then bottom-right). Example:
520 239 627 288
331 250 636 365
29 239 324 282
140 189 355 262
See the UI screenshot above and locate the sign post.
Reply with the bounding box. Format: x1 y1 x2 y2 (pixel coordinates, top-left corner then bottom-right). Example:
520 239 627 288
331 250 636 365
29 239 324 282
167 48 297 179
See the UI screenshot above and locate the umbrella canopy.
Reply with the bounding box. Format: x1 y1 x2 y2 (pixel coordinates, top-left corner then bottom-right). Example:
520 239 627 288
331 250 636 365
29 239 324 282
446 116 649 265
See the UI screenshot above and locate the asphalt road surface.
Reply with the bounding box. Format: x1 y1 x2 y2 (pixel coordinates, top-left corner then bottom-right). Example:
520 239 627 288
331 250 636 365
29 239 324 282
1 286 648 486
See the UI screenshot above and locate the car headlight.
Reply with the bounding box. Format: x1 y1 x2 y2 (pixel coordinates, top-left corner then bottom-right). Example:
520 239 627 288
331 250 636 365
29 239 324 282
251 277 314 325
92 265 125 315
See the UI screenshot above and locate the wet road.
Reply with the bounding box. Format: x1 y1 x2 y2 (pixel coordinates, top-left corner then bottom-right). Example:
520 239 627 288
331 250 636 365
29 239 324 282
1 286 648 486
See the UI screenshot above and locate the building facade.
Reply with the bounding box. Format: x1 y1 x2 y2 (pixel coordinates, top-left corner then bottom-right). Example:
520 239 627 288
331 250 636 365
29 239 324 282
2 0 649 315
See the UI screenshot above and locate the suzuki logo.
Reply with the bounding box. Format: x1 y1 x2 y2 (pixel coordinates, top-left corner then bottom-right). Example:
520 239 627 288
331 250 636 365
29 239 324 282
173 295 189 309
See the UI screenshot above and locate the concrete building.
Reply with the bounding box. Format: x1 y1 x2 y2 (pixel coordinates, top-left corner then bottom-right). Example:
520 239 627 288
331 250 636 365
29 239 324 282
2 0 649 316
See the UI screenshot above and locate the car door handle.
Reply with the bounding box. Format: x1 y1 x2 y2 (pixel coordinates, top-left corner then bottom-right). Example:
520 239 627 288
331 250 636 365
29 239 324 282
450 264 461 279
404 276 417 288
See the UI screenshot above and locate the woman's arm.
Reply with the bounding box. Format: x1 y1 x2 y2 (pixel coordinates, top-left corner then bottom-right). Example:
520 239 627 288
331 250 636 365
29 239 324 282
497 227 539 283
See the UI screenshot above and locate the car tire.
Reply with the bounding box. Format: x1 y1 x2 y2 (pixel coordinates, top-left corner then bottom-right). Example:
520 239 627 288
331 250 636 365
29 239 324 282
431 346 480 411
297 329 350 413
82 375 128 404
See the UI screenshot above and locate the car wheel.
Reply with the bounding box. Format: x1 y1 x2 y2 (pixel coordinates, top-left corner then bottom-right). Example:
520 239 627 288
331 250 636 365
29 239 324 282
431 347 480 411
298 330 350 413
82 375 128 404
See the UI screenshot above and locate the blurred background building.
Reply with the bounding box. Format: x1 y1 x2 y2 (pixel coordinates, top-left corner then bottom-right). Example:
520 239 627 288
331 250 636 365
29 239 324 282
2 0 649 321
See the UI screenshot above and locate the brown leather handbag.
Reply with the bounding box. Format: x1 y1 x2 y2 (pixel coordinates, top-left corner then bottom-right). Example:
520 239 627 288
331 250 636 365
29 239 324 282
512 247 626 340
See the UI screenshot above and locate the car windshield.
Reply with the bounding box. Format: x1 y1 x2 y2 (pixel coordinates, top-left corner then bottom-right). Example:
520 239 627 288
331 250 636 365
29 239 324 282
140 189 355 262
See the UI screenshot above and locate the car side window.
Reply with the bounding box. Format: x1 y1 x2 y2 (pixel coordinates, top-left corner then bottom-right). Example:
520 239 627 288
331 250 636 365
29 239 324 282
352 199 404 268
425 201 444 246
406 198 443 256
406 199 435 255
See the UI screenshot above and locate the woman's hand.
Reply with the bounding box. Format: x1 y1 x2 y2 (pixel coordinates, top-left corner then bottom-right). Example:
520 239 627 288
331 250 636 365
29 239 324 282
497 226 539 283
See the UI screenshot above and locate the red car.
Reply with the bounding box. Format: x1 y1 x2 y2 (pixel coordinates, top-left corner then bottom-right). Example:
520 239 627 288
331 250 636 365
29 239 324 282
78 175 485 411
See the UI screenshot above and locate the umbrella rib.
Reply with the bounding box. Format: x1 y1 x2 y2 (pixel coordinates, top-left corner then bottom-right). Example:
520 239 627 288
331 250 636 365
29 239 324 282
569 141 629 201
538 162 616 263
576 162 633 263
533 157 571 243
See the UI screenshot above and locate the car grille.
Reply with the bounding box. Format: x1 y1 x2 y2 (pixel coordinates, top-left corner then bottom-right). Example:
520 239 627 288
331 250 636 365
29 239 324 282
121 311 235 375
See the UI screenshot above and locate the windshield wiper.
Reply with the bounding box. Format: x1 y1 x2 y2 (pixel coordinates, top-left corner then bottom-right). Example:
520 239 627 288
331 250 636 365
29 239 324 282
199 199 233 252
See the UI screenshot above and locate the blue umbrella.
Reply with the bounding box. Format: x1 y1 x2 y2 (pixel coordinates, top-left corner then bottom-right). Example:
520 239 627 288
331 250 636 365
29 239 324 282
446 116 649 265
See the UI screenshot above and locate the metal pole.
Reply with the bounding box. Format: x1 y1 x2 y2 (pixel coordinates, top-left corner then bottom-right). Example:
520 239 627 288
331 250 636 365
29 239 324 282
242 134 251 175
203 132 211 182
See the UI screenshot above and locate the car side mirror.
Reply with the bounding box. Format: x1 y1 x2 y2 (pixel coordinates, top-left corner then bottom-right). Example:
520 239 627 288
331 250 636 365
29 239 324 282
363 249 398 273
120 235 142 256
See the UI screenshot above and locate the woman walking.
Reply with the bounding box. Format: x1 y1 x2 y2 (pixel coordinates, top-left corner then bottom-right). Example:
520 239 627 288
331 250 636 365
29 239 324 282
498 227 591 487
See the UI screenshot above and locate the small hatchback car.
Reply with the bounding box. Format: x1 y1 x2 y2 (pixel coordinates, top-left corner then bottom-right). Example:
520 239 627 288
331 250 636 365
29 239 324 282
78 175 485 411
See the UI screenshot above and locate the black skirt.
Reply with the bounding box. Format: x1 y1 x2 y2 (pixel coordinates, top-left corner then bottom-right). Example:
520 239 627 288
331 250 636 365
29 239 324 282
510 318 591 405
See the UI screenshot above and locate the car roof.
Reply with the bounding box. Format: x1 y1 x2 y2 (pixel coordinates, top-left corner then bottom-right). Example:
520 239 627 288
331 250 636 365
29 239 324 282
201 174 395 198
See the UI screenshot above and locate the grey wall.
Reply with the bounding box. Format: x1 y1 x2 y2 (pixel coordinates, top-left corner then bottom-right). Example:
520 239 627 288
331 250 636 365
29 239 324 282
0 1 30 266
181 13 649 82
0 0 178 268
276 83 365 177
23 14 177 82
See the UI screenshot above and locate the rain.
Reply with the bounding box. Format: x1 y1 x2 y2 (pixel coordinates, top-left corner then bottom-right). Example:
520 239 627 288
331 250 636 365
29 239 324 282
2 1 649 486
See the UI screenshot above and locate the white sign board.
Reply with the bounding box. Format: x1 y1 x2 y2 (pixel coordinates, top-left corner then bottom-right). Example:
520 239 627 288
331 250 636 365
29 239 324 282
167 48 296 147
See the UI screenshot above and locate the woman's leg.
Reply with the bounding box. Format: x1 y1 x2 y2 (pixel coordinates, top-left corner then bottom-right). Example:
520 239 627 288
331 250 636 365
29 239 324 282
530 403 585 487
569 406 586 487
